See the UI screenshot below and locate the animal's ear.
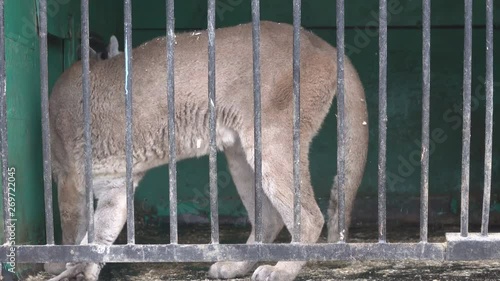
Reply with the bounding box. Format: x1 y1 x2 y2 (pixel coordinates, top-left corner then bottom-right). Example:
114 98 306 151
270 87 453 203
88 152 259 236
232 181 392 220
89 47 99 60
76 44 100 61
107 35 120 58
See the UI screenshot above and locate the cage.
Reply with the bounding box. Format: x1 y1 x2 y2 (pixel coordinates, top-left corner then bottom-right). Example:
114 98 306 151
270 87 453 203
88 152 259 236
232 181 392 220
0 0 499 280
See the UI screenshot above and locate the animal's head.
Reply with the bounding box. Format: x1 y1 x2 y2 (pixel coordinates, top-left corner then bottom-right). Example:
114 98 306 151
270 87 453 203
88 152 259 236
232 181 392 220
77 33 122 61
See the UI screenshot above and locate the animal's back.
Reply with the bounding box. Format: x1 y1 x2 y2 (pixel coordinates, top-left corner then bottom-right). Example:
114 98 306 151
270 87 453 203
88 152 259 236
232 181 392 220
49 21 339 177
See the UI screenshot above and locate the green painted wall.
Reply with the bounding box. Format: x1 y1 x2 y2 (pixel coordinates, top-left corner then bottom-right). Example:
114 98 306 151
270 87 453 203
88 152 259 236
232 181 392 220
0 0 80 276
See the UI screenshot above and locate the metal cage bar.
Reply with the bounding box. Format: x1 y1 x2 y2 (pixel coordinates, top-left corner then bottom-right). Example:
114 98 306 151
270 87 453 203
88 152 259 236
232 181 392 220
166 0 178 244
460 0 473 238
292 0 301 243
0 242 448 263
481 0 494 237
124 0 135 244
0 1 9 277
207 0 219 244
378 0 387 243
420 0 431 243
336 0 346 243
80 0 94 244
0 0 8 245
40 0 55 245
252 0 263 243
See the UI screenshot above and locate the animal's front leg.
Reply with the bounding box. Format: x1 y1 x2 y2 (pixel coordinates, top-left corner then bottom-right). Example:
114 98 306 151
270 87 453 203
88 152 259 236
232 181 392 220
45 173 88 276
48 187 129 281
47 262 101 281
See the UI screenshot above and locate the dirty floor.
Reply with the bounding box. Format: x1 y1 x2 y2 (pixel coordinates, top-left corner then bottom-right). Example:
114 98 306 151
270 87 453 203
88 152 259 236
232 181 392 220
25 223 500 281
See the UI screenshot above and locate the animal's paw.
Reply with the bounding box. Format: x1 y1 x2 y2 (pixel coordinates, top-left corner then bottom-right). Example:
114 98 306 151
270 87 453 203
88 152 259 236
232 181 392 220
208 261 253 279
251 265 296 281
47 262 103 281
44 263 67 275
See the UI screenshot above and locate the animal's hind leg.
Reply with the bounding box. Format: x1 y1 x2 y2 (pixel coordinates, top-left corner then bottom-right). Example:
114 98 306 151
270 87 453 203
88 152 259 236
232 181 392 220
44 172 87 275
209 135 285 279
327 175 357 242
251 139 324 281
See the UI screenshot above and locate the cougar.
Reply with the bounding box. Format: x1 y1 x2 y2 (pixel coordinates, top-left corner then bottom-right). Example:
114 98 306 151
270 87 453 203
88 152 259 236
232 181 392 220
45 21 368 281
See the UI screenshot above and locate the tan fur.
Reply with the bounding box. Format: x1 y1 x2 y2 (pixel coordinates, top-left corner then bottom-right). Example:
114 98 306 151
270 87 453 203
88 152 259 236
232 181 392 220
45 21 368 281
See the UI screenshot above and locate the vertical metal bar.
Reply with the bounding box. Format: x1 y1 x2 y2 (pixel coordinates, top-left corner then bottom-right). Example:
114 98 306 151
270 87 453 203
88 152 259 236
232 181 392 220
252 0 263 243
81 0 93 245
0 0 9 244
166 0 177 244
377 0 387 243
481 0 494 237
207 0 219 244
460 0 472 238
336 0 346 243
124 0 135 245
420 0 431 243
292 0 301 244
39 0 55 245
0 3 11 278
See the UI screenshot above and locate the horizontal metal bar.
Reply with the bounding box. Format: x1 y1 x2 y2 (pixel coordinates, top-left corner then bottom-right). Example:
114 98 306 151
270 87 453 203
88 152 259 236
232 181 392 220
446 233 500 260
0 243 446 263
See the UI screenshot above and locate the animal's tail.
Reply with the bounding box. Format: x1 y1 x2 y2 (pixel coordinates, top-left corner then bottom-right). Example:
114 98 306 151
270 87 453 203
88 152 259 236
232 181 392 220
326 56 369 243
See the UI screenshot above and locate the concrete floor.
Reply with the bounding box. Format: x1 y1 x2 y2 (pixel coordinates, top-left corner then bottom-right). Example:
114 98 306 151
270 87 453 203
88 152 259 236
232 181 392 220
25 223 500 281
